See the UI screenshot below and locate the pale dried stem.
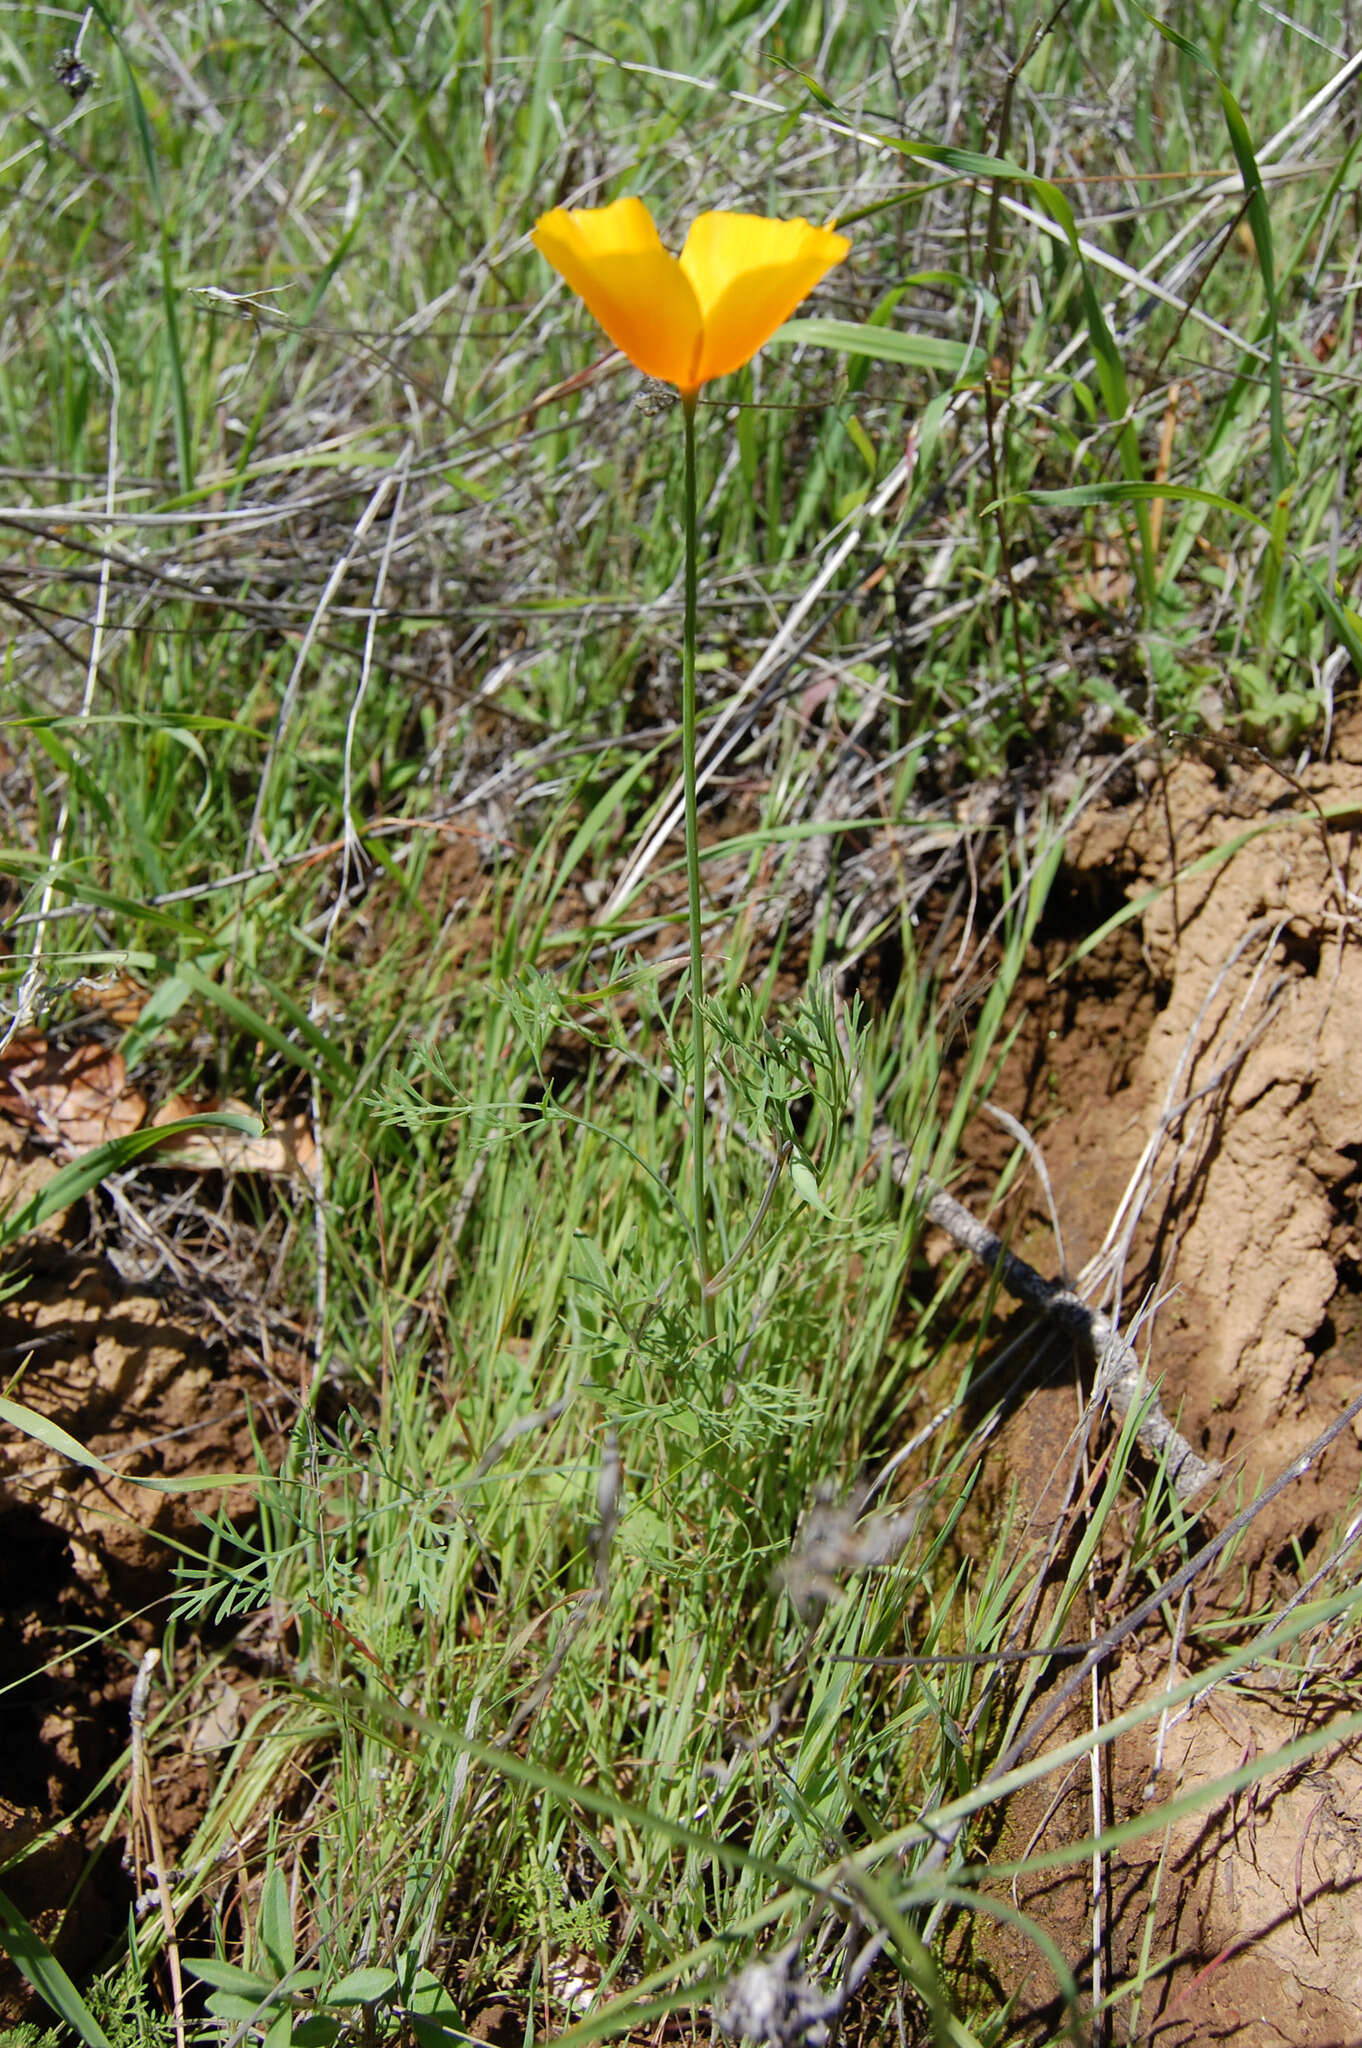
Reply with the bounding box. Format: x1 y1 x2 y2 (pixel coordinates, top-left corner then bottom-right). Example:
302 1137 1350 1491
128 1649 187 2048
826 908 1221 1499
305 443 415 1400
3 317 117 1051
908 1165 1220 1500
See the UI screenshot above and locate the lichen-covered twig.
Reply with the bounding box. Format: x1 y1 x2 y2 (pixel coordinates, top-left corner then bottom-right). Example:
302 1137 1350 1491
872 1123 1220 1502
127 1649 187 2048
826 959 1218 1503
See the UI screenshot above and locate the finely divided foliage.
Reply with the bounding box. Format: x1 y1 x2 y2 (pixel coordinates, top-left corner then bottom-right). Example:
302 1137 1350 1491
1 3 1360 2045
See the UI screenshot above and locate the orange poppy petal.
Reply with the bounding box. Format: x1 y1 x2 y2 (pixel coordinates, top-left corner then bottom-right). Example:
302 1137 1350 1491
679 213 850 385
532 199 704 387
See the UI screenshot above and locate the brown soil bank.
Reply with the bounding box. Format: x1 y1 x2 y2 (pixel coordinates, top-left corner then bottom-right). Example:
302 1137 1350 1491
0 1194 294 2017
975 716 1362 2044
1065 725 1362 1499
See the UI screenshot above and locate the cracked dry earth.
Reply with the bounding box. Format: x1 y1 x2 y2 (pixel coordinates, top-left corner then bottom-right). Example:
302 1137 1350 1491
1 719 1361 2040
972 715 1362 2044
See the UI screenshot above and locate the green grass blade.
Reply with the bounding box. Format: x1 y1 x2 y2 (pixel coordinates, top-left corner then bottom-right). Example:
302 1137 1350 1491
87 0 194 491
0 1883 116 2048
0 1392 263 1495
0 1113 261 1250
772 318 984 377
1140 9 1285 495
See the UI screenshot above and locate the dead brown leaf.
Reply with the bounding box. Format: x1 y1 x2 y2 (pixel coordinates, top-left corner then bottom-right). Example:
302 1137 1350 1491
187 1683 243 1755
0 1037 147 1150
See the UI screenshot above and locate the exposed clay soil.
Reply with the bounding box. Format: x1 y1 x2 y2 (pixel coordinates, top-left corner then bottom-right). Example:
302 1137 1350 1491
957 718 1362 2044
0 1130 298 2016
2 719 1361 2040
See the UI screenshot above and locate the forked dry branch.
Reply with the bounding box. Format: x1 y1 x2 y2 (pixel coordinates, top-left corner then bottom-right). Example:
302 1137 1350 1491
832 974 1220 1502
883 1137 1220 1502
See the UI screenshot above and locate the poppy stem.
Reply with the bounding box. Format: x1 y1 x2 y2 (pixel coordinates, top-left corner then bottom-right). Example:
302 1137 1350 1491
680 390 715 1340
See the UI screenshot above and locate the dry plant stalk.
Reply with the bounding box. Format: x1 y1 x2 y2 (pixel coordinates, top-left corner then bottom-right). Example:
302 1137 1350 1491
831 971 1219 1502
878 1128 1219 1501
127 1648 187 2048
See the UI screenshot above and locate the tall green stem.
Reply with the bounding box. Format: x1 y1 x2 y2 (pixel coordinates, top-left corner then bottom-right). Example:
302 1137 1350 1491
680 392 714 1338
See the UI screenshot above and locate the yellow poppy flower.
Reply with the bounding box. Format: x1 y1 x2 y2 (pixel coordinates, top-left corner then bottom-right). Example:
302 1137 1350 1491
531 197 850 397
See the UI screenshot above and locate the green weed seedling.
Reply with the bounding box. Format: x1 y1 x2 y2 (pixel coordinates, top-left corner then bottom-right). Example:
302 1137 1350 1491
187 1864 467 2048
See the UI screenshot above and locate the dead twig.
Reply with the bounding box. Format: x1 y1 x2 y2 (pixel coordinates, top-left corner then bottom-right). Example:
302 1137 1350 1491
126 1648 187 2048
856 1080 1219 1501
